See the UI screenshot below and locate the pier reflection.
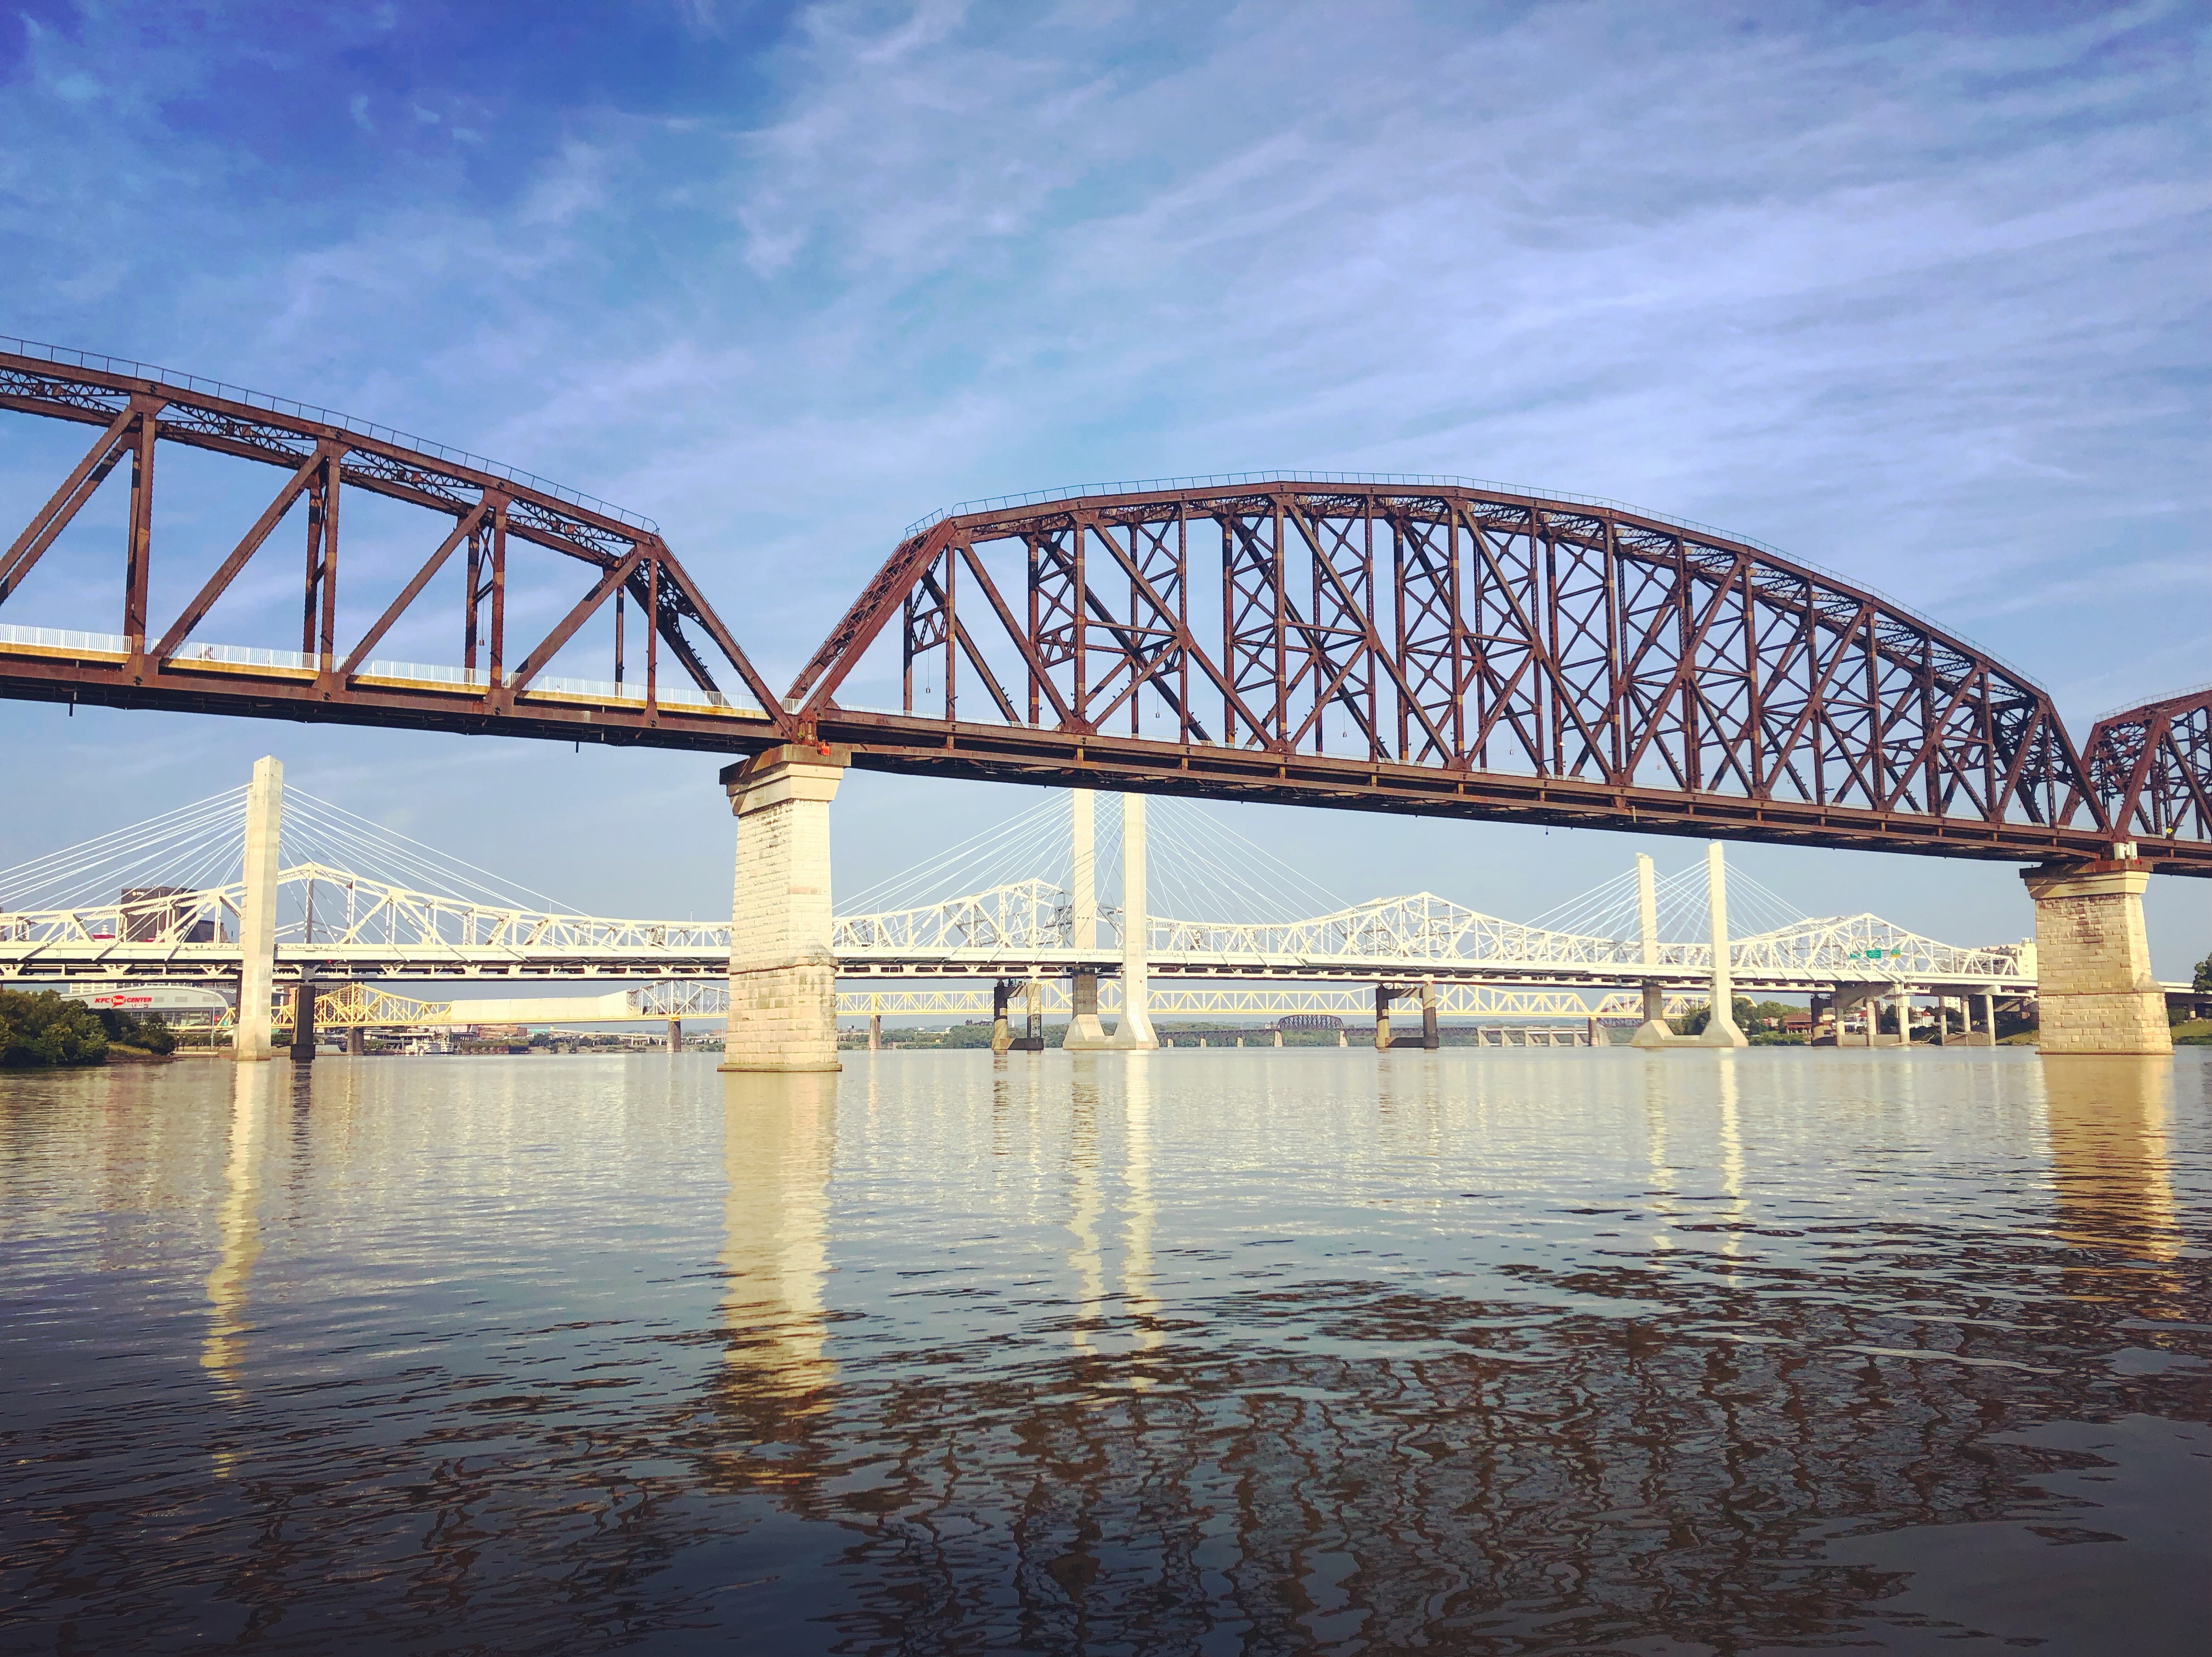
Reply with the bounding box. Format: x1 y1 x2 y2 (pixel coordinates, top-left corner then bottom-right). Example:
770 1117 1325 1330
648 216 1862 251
2044 1058 2178 1257
710 1071 838 1490
201 1063 273 1398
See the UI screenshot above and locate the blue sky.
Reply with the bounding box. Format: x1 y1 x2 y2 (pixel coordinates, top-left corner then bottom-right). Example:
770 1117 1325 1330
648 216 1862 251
2 1 2207 973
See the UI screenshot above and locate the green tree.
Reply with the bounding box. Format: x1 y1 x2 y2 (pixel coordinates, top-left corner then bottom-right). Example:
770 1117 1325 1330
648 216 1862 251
0 989 110 1067
94 1007 175 1055
2195 949 2211 994
1675 997 1760 1036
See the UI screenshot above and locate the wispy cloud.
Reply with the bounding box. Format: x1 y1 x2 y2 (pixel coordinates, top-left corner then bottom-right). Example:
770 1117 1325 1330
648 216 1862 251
0 0 2205 960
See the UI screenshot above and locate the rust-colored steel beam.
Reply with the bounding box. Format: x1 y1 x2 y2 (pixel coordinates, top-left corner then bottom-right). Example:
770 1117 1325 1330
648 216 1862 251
2077 685 2212 846
800 706 2212 872
0 344 791 742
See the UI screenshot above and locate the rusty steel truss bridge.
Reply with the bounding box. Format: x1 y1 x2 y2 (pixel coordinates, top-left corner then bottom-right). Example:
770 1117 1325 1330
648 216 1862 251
2 338 2206 874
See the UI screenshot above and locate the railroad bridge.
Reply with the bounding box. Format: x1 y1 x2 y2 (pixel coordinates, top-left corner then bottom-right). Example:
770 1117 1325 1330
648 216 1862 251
2 338 2202 1064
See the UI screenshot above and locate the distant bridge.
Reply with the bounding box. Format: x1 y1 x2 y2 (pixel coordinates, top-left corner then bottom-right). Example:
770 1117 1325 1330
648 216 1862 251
0 781 2041 1002
274 980 1705 1032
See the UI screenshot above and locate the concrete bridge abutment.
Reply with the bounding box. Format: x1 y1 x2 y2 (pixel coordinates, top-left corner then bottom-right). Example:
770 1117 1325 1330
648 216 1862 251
720 745 850 1074
2021 854 2172 1057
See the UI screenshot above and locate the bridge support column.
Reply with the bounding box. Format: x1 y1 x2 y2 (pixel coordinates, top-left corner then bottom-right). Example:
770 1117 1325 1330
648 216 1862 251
1630 981 1673 1048
1420 981 1440 1051
1105 793 1156 1049
1063 970 1112 1049
991 979 1013 1054
1017 979 1045 1052
1977 991 1997 1045
1374 985 1396 1051
1697 841 1747 1048
868 1014 881 1053
234 756 281 1063
2021 857 2172 1056
289 980 317 1063
719 744 849 1074
347 1023 365 1056
667 1017 681 1055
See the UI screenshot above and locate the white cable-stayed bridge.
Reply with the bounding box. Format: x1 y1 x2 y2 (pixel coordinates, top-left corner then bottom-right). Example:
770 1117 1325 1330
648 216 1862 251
1 769 2056 1039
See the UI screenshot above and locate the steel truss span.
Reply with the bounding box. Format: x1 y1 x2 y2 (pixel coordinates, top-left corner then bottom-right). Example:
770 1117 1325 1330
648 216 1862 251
791 482 2210 873
2079 685 2212 845
2 340 2203 873
0 343 788 748
0 862 733 984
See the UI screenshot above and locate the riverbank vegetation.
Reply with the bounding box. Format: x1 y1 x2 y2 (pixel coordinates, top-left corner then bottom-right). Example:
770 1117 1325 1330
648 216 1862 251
0 990 176 1067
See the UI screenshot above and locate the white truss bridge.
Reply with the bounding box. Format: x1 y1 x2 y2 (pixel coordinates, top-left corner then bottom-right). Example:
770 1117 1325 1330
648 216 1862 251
825 878 2032 992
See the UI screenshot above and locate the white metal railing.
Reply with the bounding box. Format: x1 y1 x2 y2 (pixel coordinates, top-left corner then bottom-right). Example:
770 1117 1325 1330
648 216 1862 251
170 641 314 674
0 628 764 716
518 674 765 717
0 623 129 657
356 659 489 689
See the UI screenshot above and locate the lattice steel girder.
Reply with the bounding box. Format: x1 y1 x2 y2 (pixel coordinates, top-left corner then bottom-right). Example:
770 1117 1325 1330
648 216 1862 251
0 347 789 738
803 707 2212 874
785 481 2203 867
2078 686 2212 844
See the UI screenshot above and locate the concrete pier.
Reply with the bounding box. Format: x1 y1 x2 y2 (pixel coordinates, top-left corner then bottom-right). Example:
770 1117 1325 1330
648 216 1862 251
719 744 849 1073
2022 853 2172 1056
289 979 317 1063
234 756 281 1063
1064 970 1111 1049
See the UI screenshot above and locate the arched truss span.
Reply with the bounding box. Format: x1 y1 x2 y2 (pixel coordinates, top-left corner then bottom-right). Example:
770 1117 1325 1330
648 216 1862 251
0 342 788 745
2078 685 2212 844
783 481 2210 872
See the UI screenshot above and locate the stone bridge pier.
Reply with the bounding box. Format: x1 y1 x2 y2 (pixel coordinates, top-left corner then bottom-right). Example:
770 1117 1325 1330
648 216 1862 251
2022 849 2172 1056
720 744 850 1074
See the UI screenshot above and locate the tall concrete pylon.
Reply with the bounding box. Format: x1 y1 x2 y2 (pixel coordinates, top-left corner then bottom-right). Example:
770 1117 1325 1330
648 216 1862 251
1697 840 1749 1048
1062 788 1114 1050
1629 852 1673 1049
1105 791 1158 1049
233 756 281 1062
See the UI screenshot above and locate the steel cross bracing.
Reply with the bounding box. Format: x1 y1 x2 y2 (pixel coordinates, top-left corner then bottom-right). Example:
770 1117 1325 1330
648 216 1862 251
790 483 2212 874
2077 685 2212 845
0 342 788 749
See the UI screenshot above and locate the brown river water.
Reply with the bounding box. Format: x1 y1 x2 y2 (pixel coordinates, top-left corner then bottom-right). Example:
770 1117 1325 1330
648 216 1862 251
2 1047 2207 1655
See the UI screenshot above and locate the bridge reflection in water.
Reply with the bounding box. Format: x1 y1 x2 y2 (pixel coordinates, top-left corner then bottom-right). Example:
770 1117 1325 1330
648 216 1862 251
0 1051 2203 1652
